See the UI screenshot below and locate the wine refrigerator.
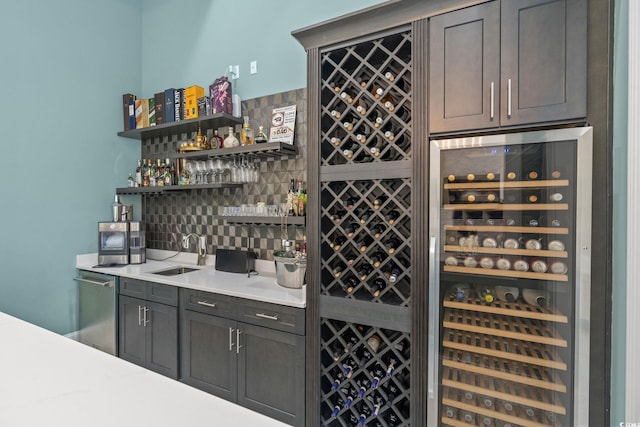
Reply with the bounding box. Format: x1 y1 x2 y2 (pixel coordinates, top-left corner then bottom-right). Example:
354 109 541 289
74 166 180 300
427 127 593 427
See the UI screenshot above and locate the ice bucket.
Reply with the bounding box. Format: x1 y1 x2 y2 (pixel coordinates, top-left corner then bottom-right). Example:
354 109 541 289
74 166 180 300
273 253 307 289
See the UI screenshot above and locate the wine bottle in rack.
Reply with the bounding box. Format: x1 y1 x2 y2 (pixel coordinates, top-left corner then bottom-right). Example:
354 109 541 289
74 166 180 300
355 376 370 398
331 236 347 250
381 92 396 111
355 124 371 143
513 258 529 272
386 267 402 283
548 190 565 202
371 223 387 239
355 98 368 115
330 365 345 391
522 288 551 307
547 239 566 251
384 237 401 254
329 340 343 362
340 89 354 104
341 277 358 294
369 277 386 297
342 116 355 131
344 222 360 238
357 263 374 280
329 78 344 93
369 251 386 268
550 260 568 274
368 135 385 157
481 234 499 248
383 354 398 377
474 285 496 303
495 257 512 271
373 113 384 128
357 237 371 253
332 265 344 278
342 358 356 380
332 209 347 222
356 346 374 366
526 168 541 180
479 256 495 269
449 283 471 301
344 196 359 210
330 136 342 147
330 394 345 418
342 141 358 159
494 285 519 303
367 334 381 353
463 256 478 268
530 258 548 273
443 406 457 419
372 195 387 210
343 331 359 354
392 105 411 122
343 385 357 408
384 210 400 224
359 209 374 224
330 109 342 119
524 214 540 227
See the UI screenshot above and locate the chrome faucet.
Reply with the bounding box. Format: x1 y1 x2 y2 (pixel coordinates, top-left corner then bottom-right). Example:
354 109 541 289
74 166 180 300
183 233 207 265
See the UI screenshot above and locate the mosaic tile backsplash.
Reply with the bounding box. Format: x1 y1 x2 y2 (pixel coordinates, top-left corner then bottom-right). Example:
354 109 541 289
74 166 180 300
140 88 307 261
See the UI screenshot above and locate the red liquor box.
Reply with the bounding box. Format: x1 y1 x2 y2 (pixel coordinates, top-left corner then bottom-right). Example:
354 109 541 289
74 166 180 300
209 76 232 115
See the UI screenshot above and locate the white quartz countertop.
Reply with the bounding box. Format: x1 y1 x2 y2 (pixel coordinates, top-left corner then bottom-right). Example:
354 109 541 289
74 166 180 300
0 311 288 427
76 250 306 308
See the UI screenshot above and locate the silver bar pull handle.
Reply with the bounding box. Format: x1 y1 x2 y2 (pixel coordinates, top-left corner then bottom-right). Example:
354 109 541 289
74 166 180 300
197 301 217 308
143 307 149 326
229 327 235 352
490 82 495 120
138 305 142 326
255 313 279 321
236 329 242 354
507 78 512 118
73 277 112 287
428 236 437 399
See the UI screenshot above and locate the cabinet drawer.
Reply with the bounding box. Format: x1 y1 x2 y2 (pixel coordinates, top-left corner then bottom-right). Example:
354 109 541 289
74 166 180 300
180 288 236 319
237 299 305 335
119 277 178 306
120 277 148 299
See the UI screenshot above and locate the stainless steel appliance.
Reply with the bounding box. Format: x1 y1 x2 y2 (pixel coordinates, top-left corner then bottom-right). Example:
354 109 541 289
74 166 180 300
75 271 118 355
98 221 145 265
427 127 592 426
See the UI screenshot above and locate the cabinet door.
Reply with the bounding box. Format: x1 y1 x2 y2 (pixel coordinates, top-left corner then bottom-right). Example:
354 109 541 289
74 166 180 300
118 295 146 366
500 0 587 126
237 322 305 426
145 300 178 379
429 1 500 133
180 310 238 401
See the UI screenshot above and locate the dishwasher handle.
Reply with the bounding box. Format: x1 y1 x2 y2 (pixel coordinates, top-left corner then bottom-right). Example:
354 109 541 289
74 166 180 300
74 277 113 287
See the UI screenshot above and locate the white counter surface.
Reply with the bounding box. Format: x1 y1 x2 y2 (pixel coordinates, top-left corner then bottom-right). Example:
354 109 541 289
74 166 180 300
76 250 305 308
0 311 288 427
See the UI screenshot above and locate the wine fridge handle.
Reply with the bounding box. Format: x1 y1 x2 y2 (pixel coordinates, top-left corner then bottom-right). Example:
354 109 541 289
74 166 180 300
490 81 495 120
428 236 437 399
507 78 512 118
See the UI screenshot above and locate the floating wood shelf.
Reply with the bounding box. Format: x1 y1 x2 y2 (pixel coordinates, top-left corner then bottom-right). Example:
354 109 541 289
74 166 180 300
443 297 569 323
443 265 569 282
444 203 569 211
445 224 570 235
444 245 568 258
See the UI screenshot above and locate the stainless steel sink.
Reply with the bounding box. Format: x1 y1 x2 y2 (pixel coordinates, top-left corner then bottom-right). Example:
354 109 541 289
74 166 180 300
150 266 199 276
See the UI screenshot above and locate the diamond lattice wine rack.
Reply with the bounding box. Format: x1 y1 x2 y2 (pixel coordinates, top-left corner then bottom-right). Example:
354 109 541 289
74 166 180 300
318 28 413 426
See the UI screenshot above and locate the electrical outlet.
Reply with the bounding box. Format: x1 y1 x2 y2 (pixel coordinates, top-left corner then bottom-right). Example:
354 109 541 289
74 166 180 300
182 235 190 249
250 60 257 74
228 64 239 79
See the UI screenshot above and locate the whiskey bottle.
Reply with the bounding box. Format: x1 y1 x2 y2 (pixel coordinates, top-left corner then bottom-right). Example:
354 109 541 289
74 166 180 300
212 129 224 149
135 160 143 186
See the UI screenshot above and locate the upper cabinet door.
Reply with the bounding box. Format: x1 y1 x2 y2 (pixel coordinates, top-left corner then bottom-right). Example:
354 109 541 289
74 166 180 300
429 1 500 133
500 0 587 126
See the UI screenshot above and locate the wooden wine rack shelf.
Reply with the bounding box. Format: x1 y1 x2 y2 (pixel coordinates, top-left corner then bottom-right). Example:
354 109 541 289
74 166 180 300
444 203 569 211
442 349 567 393
441 397 557 427
444 244 569 258
442 367 567 415
443 265 569 282
443 297 569 324
445 224 570 235
442 329 568 371
443 179 570 190
443 309 568 347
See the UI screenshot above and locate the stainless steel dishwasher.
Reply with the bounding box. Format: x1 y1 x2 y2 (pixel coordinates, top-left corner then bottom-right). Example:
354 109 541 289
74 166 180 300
74 271 118 355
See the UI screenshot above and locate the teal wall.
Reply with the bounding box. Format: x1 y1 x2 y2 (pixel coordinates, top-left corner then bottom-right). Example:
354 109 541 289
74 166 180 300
0 0 142 334
140 0 387 100
0 0 385 334
612 0 628 424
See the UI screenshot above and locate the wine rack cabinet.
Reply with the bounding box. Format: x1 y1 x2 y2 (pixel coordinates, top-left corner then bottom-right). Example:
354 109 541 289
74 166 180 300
316 27 414 426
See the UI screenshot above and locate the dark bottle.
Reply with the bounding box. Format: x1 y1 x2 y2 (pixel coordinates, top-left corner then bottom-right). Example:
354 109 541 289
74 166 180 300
359 209 374 224
341 277 358 293
343 385 357 408
356 346 374 366
342 357 356 379
372 195 387 210
342 141 359 160
344 222 360 238
368 135 385 157
357 237 371 253
369 277 386 297
369 251 386 268
330 365 345 391
384 237 401 254
331 236 347 251
330 394 344 418
357 263 374 280
523 214 540 227
354 124 371 142
329 340 343 362
343 332 359 354
384 355 398 377
384 210 400 225
386 267 402 283
332 265 344 278
381 382 398 404
344 196 359 210
370 223 387 239
332 209 347 222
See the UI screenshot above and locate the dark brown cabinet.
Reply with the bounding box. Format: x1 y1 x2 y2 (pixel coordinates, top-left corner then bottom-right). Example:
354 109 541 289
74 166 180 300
118 278 179 379
429 0 587 133
179 289 305 426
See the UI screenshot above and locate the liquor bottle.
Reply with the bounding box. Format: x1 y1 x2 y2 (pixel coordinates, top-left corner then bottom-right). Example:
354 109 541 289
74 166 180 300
357 263 374 280
522 288 551 307
127 172 135 188
223 126 239 147
359 209 374 224
341 277 358 293
449 283 471 301
240 116 254 145
148 159 156 187
254 126 268 143
331 236 347 251
370 223 387 239
344 222 360 238
474 285 496 303
135 160 143 186
369 277 386 297
495 257 512 271
530 259 548 273
384 237 401 254
164 158 174 186
212 129 224 148
384 210 400 224
494 285 519 303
